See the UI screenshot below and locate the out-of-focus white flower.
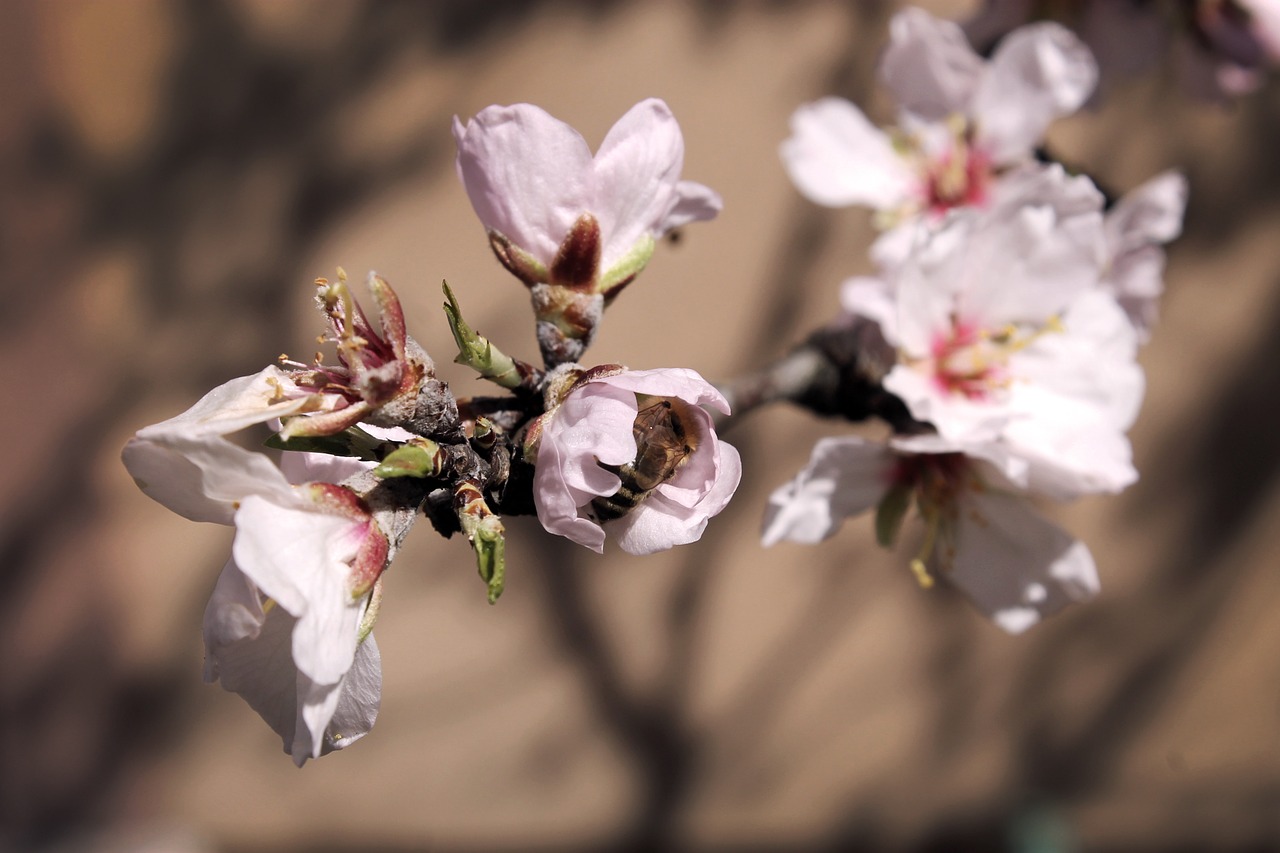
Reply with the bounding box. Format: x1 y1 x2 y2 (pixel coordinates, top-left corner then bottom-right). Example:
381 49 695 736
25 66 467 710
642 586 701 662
762 434 1099 633
782 7 1096 265
453 99 721 295
845 167 1143 499
529 366 741 555
1102 171 1189 340
122 370 390 764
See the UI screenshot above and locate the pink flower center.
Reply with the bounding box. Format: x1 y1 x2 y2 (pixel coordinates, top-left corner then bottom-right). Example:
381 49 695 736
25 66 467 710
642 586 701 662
928 319 1006 401
913 117 992 217
923 315 1062 402
924 146 991 215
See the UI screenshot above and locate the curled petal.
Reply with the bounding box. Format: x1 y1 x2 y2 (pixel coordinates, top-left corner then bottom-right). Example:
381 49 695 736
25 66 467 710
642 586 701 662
123 366 326 524
231 495 364 685
615 441 742 556
596 367 731 415
203 560 381 765
593 98 686 271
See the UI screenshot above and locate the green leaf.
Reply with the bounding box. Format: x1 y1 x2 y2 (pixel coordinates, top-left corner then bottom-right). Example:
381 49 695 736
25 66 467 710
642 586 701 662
265 427 383 460
442 281 524 389
373 441 442 479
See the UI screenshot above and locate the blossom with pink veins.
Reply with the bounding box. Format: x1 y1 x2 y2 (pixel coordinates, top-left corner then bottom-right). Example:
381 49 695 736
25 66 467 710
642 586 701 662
530 367 741 555
845 166 1144 499
761 433 1099 634
453 99 722 295
122 369 392 764
781 6 1097 267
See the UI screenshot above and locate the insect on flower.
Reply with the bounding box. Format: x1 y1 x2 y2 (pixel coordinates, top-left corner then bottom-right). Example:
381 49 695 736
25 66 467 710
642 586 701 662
591 397 700 521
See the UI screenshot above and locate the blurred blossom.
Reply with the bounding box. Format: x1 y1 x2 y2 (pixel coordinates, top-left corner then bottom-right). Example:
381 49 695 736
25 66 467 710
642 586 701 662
842 166 1144 500
782 6 1096 267
763 433 1099 633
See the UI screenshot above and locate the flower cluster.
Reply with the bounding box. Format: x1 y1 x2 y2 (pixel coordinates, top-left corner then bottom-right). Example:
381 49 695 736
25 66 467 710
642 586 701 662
764 8 1186 632
123 4 1202 765
124 100 737 762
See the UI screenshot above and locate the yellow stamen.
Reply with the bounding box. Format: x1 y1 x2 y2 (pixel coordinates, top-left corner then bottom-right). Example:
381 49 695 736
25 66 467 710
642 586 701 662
910 558 935 589
910 501 943 589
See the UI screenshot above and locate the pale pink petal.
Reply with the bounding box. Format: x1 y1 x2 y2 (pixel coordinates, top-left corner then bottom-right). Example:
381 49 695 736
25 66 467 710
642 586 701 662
545 383 638 491
613 441 742 556
946 489 1099 633
598 367 730 414
453 105 594 266
761 437 894 546
1106 171 1188 252
532 428 608 553
135 366 315 442
592 98 685 271
123 435 296 525
971 22 1097 163
662 180 723 232
781 97 916 209
880 7 985 120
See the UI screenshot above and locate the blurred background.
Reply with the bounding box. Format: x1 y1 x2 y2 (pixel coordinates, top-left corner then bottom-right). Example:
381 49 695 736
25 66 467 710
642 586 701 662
4 0 1280 849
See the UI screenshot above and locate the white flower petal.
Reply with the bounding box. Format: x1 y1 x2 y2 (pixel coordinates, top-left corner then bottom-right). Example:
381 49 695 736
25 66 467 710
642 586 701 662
781 97 916 209
592 98 686 271
1106 170 1188 252
946 488 1099 633
123 366 319 524
134 366 315 443
663 180 723 232
231 495 363 685
762 437 893 546
880 7 985 120
453 105 594 266
971 22 1098 163
326 635 382 752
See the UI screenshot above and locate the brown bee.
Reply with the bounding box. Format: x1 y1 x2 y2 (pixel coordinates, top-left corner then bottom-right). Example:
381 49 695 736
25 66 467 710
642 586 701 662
591 397 700 521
